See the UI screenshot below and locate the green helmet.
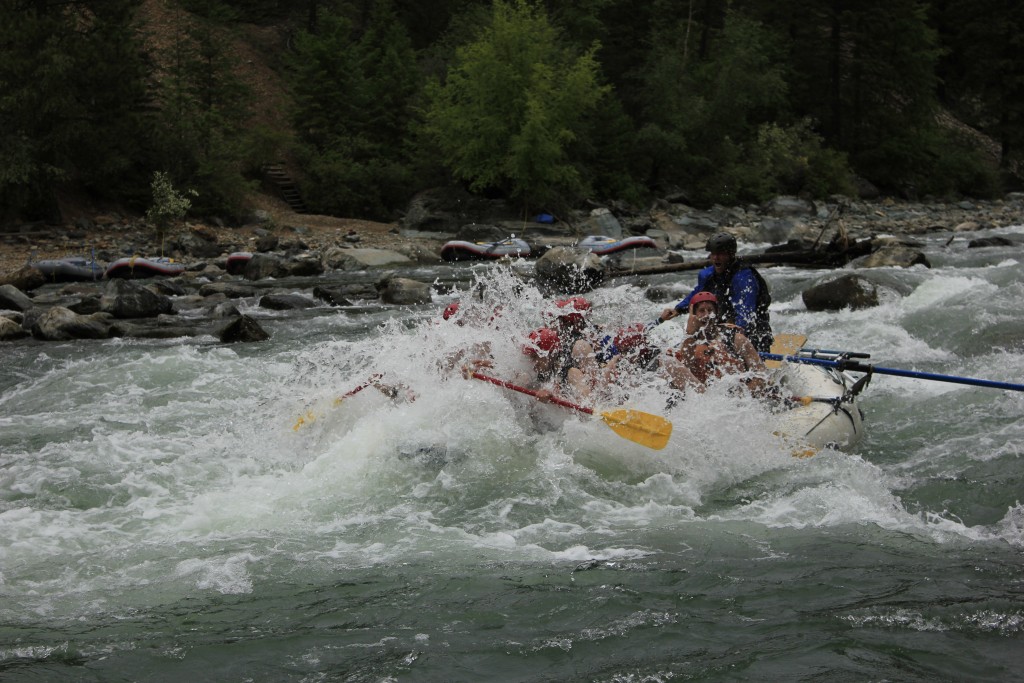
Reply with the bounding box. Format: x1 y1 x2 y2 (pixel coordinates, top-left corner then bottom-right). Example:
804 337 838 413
706 232 737 254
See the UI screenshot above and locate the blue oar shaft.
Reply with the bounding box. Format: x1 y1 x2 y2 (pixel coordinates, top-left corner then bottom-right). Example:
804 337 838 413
760 353 1024 392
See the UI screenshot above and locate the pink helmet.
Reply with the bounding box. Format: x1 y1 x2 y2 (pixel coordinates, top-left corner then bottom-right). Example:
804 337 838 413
689 291 718 311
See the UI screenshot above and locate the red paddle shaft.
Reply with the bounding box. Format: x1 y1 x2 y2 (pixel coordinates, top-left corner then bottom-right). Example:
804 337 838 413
471 372 594 415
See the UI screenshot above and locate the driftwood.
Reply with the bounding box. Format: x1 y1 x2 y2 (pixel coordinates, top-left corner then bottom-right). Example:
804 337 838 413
608 238 875 278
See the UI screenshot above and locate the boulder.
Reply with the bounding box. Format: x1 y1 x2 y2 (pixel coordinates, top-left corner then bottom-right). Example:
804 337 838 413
376 276 433 305
0 315 28 341
851 245 931 269
259 293 317 310
244 253 287 280
313 286 354 307
0 265 46 292
581 208 623 239
99 279 174 318
31 306 113 340
0 284 34 312
217 314 270 343
968 236 1013 248
327 248 412 271
198 282 256 299
286 255 325 277
110 321 203 339
802 274 880 311
534 246 605 294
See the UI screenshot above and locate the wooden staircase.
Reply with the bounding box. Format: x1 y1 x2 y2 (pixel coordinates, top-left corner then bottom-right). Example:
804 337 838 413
263 163 308 214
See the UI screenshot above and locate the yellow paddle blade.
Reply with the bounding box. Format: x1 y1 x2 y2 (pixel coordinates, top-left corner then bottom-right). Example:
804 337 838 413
765 332 808 368
292 410 317 431
599 409 673 450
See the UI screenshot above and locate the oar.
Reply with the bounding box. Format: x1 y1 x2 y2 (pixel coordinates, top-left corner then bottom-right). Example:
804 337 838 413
470 372 673 450
761 353 1024 393
292 373 385 431
765 333 807 369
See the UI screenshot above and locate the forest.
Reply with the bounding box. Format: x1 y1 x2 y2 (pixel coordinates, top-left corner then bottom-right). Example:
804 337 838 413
1 0 1021 225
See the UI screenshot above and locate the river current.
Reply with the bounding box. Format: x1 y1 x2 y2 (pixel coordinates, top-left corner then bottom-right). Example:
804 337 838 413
2 225 1023 682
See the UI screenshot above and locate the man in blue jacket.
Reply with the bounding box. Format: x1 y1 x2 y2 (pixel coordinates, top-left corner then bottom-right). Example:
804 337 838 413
659 232 774 352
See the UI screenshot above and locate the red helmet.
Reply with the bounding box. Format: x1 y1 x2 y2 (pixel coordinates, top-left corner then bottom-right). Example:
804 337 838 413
523 327 561 357
614 323 648 354
442 301 460 320
553 296 591 326
689 291 718 311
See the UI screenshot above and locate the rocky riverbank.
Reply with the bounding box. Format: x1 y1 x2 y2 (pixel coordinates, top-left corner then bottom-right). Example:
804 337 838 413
1 192 1021 343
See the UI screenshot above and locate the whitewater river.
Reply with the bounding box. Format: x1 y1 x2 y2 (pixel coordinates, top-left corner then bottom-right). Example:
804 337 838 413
2 225 1023 681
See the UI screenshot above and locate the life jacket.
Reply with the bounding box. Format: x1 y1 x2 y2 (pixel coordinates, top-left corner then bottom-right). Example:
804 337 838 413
673 323 748 385
703 262 773 353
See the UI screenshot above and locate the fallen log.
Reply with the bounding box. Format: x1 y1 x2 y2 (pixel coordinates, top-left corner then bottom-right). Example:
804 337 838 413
608 239 875 278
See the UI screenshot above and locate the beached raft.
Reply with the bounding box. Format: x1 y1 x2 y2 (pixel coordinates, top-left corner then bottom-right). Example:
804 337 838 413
440 237 532 262
33 257 104 282
104 256 186 279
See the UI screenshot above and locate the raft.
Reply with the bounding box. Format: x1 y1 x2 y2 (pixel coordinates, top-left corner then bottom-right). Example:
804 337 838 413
576 235 658 255
226 251 253 275
104 256 186 279
33 257 104 282
772 362 865 453
440 237 532 262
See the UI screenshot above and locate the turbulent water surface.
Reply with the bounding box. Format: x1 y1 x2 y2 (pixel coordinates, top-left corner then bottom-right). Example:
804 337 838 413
2 226 1023 682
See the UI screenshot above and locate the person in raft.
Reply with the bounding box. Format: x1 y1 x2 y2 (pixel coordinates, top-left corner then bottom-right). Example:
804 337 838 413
662 292 775 399
515 327 595 401
659 232 774 353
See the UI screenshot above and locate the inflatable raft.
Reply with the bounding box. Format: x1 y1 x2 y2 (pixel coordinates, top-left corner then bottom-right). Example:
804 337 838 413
104 256 186 279
33 257 104 282
771 361 865 453
440 237 531 262
576 235 658 255
226 251 253 275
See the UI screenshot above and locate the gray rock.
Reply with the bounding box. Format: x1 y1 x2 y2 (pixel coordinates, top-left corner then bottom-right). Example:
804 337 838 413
313 286 354 307
218 314 270 343
534 246 605 294
330 248 412 271
198 282 256 299
31 306 113 340
851 245 931 269
0 315 28 340
100 279 174 318
377 276 432 305
244 254 287 280
802 274 880 311
259 293 317 310
0 283 34 312
0 265 45 292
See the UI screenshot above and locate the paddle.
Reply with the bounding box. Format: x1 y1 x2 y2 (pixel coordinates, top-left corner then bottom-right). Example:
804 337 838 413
470 371 673 450
760 353 1024 393
765 333 807 369
292 373 385 431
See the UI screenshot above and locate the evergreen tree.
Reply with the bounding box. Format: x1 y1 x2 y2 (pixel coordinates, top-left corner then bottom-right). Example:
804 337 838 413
290 2 420 218
424 0 609 212
152 9 255 217
0 0 150 220
936 0 1024 182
